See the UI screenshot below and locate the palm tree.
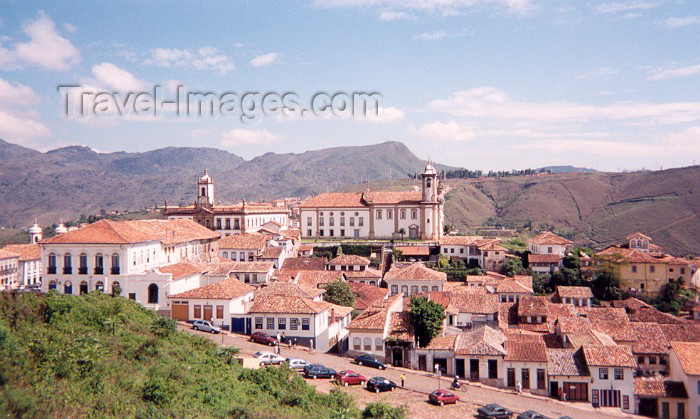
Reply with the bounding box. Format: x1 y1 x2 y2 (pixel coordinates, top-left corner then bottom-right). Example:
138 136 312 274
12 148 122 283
398 228 406 240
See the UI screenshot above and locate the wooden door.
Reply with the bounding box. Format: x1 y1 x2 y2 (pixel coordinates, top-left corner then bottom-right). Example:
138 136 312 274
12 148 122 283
203 305 213 321
171 302 189 321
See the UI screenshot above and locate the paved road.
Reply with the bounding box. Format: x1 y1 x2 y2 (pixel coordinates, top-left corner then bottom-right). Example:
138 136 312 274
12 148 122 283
180 325 637 419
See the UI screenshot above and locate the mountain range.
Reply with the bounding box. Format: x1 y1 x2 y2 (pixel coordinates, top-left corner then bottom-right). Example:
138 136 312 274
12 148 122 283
1 139 697 255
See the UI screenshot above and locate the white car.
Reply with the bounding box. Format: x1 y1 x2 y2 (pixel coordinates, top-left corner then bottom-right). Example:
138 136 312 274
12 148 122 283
286 358 309 370
256 351 286 366
192 320 221 334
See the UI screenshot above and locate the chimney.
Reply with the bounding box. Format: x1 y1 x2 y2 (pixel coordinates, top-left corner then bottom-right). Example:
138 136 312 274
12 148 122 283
330 308 336 324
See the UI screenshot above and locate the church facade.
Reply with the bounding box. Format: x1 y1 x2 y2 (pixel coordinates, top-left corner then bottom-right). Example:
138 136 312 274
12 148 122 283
163 170 289 235
299 162 445 241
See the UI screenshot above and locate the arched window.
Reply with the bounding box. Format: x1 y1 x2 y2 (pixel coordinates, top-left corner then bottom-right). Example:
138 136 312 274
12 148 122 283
363 337 372 351
79 281 88 295
64 280 73 295
201 187 206 196
95 253 104 274
48 280 57 290
411 285 419 295
375 338 383 351
111 253 120 275
63 253 72 274
401 285 408 294
391 285 398 295
96 281 104 292
112 281 121 295
222 251 229 259
239 252 245 261
79 253 88 274
48 253 57 274
148 283 159 304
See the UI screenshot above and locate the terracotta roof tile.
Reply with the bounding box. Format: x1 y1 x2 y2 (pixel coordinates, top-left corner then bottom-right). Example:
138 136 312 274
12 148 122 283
329 254 370 266
448 293 499 315
348 283 389 310
384 263 446 282
300 193 365 208
363 191 423 205
440 236 483 246
505 341 548 362
0 249 19 260
556 286 593 299
394 246 430 256
659 324 700 342
517 296 550 318
218 234 267 250
631 322 670 354
670 341 700 375
250 295 328 314
260 247 283 259
296 270 345 289
583 345 636 368
387 312 414 341
423 334 458 350
254 282 325 300
529 232 572 246
343 267 382 279
1 244 40 261
169 277 254 300
547 348 589 376
455 326 506 356
634 377 688 398
528 254 562 264
207 261 274 276
282 257 328 271
349 294 402 330
157 260 206 280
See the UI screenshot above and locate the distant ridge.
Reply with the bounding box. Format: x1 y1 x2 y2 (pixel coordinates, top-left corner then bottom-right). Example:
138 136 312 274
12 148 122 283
538 165 597 173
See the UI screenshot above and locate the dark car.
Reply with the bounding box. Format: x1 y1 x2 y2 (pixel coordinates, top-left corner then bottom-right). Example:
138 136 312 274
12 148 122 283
250 332 278 346
517 411 549 419
477 404 513 418
334 370 367 386
303 364 336 379
366 377 397 393
429 389 460 406
354 354 387 370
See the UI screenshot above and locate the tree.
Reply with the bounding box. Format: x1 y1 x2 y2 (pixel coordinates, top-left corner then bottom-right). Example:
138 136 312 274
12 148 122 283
591 254 626 301
322 281 355 307
398 228 406 240
502 257 527 276
392 249 403 261
409 296 445 348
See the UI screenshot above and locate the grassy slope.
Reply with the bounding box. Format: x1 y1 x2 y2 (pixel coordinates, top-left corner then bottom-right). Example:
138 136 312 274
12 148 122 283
0 292 359 418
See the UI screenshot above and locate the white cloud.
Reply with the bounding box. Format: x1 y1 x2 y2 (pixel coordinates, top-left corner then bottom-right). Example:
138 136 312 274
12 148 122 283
0 78 41 106
413 30 448 41
0 110 49 140
92 62 147 91
191 127 216 139
359 106 405 123
234 42 244 48
428 86 700 124
249 52 280 67
314 0 532 16
144 47 235 75
412 120 476 141
577 67 620 80
221 128 281 146
595 1 658 14
0 12 80 71
379 11 417 21
660 16 700 28
63 23 77 33
648 64 700 81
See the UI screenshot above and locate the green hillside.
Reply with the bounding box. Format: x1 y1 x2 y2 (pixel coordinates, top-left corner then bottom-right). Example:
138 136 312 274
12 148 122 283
0 292 366 418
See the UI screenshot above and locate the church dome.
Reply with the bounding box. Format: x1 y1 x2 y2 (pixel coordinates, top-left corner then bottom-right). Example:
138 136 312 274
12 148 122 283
423 160 437 176
55 223 68 234
29 223 42 234
199 169 212 183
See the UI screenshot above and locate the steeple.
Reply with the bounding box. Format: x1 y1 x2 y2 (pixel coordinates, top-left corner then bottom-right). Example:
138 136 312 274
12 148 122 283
197 169 215 206
421 160 438 202
29 220 43 243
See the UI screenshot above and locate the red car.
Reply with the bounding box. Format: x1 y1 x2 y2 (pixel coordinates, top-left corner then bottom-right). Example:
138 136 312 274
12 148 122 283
250 332 278 346
334 370 367 387
429 389 460 406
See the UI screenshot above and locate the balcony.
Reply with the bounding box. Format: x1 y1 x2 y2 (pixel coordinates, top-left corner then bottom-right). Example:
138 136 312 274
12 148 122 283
110 267 120 275
94 267 104 275
63 267 72 275
79 267 88 275
47 266 57 274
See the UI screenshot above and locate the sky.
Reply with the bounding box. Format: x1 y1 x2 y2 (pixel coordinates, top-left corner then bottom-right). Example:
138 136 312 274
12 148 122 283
1 0 699 171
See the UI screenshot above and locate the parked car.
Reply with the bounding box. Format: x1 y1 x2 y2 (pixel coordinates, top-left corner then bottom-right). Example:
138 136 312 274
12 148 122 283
255 351 285 366
354 354 387 370
285 358 309 370
477 404 513 418
303 364 336 379
366 377 397 393
428 389 460 406
250 332 278 346
334 370 367 387
192 320 221 334
517 411 549 419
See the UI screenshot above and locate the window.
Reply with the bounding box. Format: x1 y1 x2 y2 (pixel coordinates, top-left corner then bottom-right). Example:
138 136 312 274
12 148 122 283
216 219 222 229
623 395 629 411
329 229 334 237
649 356 656 365
547 246 553 254
537 369 545 390
411 209 417 219
63 253 72 274
128 293 136 300
319 218 324 226
421 286 428 292
194 305 202 318
631 265 637 273
340 229 345 236
255 317 263 329
599 368 609 379
697 380 700 395
239 252 245 261
363 337 372 351
358 217 364 227
353 337 361 350
432 286 439 291
650 265 655 273
329 217 334 226
340 217 345 226
488 359 498 379
267 318 274 329
638 356 645 364
278 318 286 330
223 251 229 259
302 318 310 330
319 230 324 237
387 209 393 219
111 253 120 275
349 217 355 226
48 280 57 290
659 357 667 365
391 285 398 295
400 209 406 219
307 229 312 236
225 218 231 229
401 285 408 294
216 305 224 319
376 210 382 219
375 338 383 351
411 285 418 295
290 318 299 330
147 283 159 304
614 368 623 380
48 253 57 274
96 281 104 292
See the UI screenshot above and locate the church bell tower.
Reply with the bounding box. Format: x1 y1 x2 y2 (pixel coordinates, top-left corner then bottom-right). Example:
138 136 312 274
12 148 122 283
197 169 215 206
421 160 438 202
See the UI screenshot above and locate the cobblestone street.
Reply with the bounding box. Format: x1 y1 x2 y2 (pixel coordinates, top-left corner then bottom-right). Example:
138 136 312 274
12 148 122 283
180 325 641 418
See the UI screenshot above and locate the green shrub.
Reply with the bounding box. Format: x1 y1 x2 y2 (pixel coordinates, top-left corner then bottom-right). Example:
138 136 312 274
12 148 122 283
362 402 406 419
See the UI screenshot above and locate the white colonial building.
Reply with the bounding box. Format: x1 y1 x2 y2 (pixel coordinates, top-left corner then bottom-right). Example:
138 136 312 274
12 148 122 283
164 170 290 235
39 219 220 314
299 162 445 241
0 249 19 291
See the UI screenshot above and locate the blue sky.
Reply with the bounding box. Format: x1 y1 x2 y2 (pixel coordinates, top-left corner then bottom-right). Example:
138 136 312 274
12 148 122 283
1 0 699 171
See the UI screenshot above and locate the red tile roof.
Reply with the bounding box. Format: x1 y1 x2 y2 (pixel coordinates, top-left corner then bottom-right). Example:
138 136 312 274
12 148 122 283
349 294 402 331
517 296 550 318
282 257 328 271
41 219 219 245
631 322 670 354
300 193 365 208
349 282 390 310
583 345 636 368
394 246 430 256
528 254 562 264
423 334 458 350
157 261 206 280
169 277 254 300
343 267 382 279
439 236 483 246
547 348 589 376
250 295 328 314
384 263 446 282
0 249 19 260
505 341 548 362
659 324 700 342
254 282 325 300
218 234 267 250
582 307 637 342
455 326 506 356
1 244 40 261
387 311 414 341
634 377 688 398
670 341 700 375
556 286 593 299
260 247 283 259
329 254 370 266
529 232 572 246
448 292 499 315
363 191 423 205
296 270 345 289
